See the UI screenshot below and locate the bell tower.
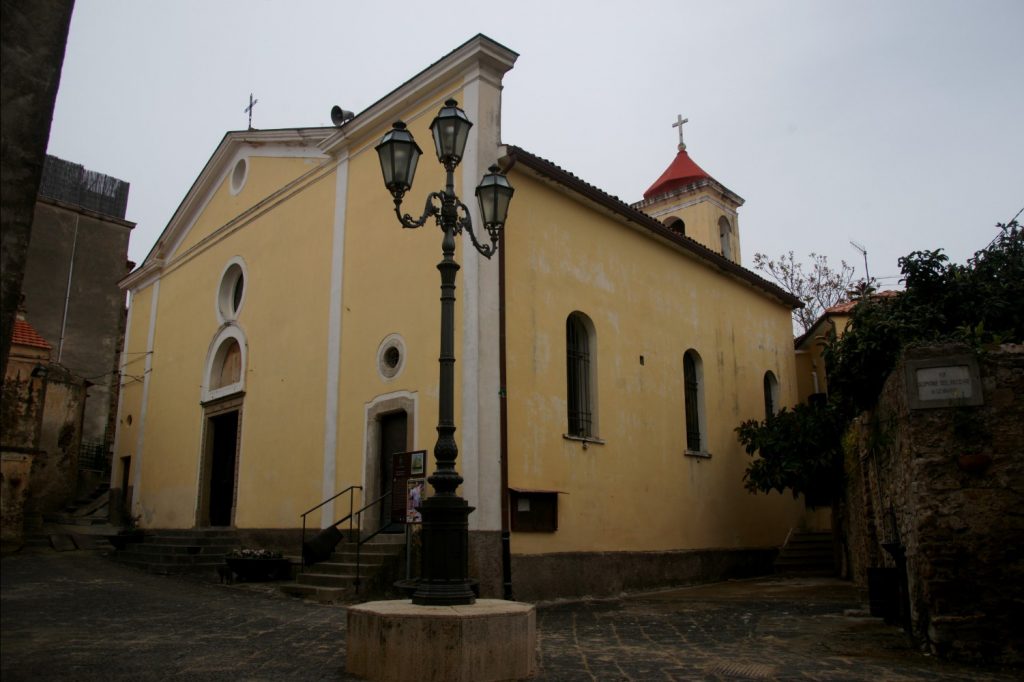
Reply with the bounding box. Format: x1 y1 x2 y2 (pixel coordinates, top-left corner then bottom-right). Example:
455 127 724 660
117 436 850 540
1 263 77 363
632 116 744 263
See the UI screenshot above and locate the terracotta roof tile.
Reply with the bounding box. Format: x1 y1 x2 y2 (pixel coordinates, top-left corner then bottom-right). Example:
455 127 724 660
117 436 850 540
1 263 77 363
12 319 52 350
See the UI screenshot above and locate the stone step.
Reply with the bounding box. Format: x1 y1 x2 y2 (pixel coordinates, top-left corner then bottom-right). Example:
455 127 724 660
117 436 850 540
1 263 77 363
329 551 388 564
297 572 358 588
775 530 835 576
279 582 353 603
305 561 369 575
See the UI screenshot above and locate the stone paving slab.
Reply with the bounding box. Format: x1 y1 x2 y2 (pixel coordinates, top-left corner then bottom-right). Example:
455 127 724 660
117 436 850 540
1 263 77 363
2 549 1017 681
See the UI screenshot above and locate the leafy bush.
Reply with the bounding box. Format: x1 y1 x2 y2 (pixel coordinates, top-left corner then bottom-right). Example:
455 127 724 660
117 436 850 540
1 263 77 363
825 221 1021 417
738 220 1021 498
736 402 844 502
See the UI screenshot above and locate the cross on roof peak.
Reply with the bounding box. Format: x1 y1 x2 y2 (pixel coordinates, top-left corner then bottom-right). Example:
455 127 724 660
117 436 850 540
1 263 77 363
244 93 259 130
672 114 689 151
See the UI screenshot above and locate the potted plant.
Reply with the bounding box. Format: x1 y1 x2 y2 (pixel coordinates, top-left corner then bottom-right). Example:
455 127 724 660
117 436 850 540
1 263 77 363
107 515 145 551
951 405 993 474
224 548 290 582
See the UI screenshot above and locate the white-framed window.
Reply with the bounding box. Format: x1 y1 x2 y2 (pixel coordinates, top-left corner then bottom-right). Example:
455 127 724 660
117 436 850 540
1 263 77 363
229 157 249 195
216 257 248 324
376 333 407 381
202 326 247 403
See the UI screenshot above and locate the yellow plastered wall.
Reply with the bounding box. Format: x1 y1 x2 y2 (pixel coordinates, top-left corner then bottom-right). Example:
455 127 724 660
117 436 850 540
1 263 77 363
123 155 336 528
505 171 802 554
172 156 321 259
333 85 468 507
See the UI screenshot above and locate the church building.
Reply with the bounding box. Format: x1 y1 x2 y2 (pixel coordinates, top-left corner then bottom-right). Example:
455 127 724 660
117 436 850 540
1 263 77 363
113 35 805 599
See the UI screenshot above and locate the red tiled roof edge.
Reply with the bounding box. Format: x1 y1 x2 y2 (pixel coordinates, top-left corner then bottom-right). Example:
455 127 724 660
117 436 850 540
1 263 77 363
501 145 802 309
12 319 52 350
643 149 713 199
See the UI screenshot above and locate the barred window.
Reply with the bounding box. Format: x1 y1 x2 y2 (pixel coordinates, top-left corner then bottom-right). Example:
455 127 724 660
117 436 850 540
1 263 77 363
566 312 596 438
764 371 779 419
684 350 705 452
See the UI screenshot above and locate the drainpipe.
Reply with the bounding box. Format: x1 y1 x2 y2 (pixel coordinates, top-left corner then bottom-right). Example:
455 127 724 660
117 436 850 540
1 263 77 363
498 227 513 600
57 214 80 363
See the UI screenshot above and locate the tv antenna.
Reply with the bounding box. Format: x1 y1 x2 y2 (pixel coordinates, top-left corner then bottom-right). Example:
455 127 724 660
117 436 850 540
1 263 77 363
850 240 870 283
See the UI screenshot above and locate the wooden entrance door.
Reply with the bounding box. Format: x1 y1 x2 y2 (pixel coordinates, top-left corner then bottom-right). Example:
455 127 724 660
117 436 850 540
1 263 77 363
379 411 408 531
206 410 239 527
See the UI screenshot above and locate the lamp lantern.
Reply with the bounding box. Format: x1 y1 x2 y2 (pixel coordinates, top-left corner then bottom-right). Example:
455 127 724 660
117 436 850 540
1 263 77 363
476 165 514 229
429 99 473 169
375 121 422 198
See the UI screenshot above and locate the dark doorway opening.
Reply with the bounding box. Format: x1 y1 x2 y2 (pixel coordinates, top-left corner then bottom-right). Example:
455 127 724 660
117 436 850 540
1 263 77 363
379 411 408 532
207 410 239 527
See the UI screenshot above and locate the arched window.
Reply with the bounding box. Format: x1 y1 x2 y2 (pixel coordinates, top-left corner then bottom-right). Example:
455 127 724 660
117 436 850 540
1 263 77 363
566 312 597 438
683 349 706 452
663 216 685 236
203 327 247 402
718 217 733 261
763 371 779 419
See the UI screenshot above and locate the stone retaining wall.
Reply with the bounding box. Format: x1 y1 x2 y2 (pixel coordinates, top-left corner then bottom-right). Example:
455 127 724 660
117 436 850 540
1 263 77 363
845 343 1023 664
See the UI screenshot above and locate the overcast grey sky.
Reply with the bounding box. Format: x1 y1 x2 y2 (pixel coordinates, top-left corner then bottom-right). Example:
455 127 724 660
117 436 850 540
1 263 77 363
47 0 1023 288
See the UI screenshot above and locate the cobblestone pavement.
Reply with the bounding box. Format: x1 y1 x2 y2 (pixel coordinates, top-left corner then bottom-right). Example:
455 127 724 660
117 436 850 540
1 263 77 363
2 549 1016 681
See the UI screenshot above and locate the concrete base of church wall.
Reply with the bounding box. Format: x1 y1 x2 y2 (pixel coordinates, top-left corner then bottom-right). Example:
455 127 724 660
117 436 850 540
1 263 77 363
511 547 778 602
469 530 503 598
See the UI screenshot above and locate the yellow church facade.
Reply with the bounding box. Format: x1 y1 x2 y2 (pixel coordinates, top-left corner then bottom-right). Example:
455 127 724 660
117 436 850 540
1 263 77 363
114 35 804 599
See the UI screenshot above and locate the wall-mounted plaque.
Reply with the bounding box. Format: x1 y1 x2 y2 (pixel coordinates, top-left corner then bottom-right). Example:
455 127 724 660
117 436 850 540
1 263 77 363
905 354 983 409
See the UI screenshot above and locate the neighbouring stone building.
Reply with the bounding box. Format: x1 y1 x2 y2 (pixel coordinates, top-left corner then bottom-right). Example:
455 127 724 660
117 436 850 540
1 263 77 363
843 343 1024 664
1 313 88 544
19 155 134 482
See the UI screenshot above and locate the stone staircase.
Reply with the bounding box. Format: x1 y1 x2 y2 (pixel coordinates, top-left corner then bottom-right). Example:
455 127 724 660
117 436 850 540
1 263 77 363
280 533 406 603
42 484 111 527
113 529 237 576
774 530 836 576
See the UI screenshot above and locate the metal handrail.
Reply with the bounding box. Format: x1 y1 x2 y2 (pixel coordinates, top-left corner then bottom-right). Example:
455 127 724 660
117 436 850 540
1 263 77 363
352 489 394 592
299 485 361 570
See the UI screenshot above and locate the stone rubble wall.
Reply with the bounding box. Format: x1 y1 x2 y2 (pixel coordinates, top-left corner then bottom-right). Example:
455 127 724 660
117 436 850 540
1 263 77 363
845 343 1024 664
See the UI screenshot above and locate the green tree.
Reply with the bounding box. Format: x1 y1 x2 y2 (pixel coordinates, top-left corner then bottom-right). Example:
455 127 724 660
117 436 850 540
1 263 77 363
739 220 1021 498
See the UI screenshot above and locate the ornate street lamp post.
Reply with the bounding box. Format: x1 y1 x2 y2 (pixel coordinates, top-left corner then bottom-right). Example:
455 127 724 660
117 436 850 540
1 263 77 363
376 99 513 606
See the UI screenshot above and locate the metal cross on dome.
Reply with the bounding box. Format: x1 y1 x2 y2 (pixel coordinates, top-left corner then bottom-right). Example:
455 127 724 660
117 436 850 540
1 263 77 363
672 114 689 150
245 93 259 130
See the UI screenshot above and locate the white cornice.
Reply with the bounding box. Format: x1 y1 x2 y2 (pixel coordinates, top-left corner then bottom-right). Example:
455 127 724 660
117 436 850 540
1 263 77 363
129 129 334 287
318 35 518 156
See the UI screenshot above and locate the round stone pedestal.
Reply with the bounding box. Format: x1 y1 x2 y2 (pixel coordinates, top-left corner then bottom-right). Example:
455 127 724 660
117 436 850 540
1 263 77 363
346 599 536 681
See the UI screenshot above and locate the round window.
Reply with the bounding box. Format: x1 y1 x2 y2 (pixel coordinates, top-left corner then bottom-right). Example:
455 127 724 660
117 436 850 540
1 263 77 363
217 260 247 321
377 335 406 380
230 157 248 194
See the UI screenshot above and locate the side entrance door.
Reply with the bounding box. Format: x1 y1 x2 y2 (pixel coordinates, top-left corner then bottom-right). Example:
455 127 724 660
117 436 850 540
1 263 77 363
378 411 407 532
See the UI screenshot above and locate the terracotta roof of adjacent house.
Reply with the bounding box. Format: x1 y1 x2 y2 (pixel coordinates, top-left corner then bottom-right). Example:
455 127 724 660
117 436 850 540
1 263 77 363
12 318 52 349
795 290 901 347
643 149 714 199
501 145 802 308
825 290 900 315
